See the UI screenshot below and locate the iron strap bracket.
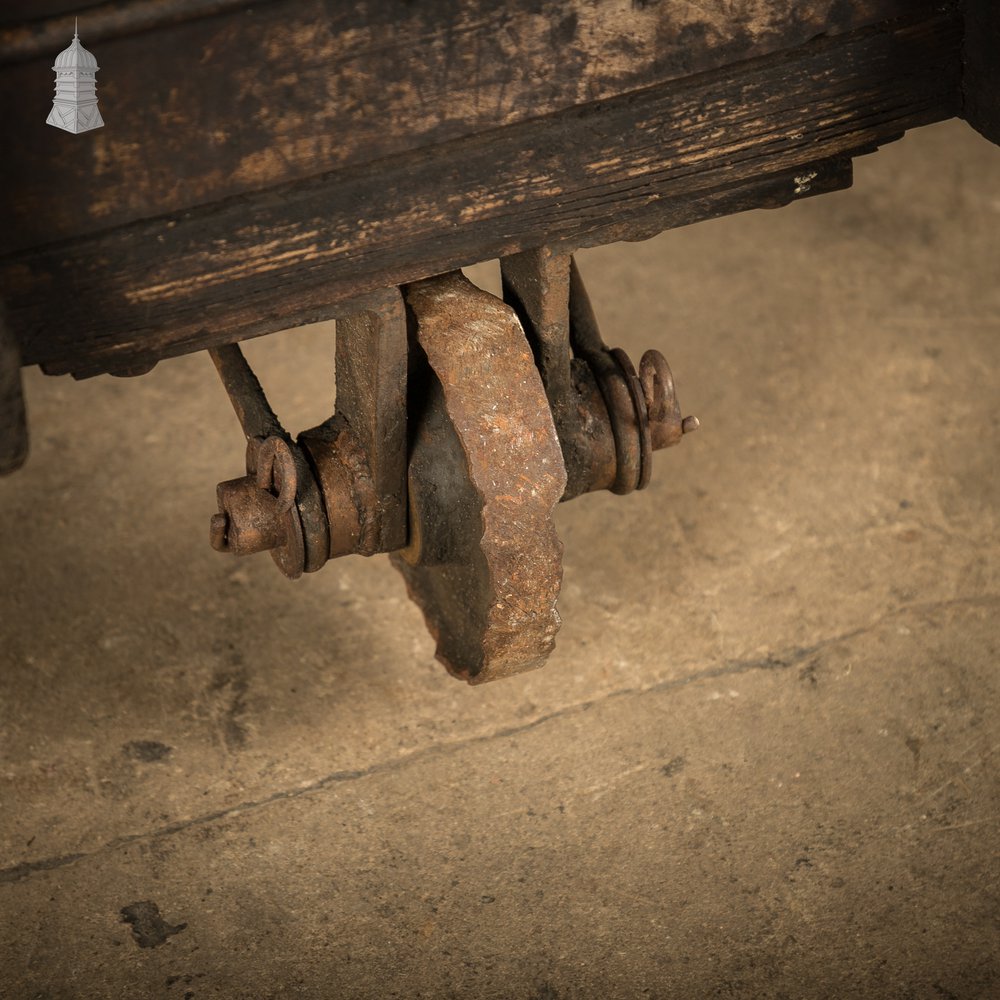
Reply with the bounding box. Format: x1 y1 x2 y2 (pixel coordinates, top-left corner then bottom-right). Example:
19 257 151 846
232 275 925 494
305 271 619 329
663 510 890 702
207 254 696 680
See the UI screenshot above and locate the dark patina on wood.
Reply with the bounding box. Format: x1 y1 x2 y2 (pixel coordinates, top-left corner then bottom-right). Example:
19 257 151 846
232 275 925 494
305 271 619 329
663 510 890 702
0 10 962 378
0 0 941 254
0 305 28 475
962 0 1000 144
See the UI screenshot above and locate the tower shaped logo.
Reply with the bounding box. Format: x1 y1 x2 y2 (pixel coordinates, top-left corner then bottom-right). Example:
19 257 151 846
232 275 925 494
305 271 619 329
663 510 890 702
46 20 104 134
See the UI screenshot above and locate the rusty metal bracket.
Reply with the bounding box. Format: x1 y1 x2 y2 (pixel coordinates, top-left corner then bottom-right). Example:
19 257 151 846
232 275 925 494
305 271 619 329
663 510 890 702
208 288 409 578
501 250 697 499
208 343 325 579
499 247 614 500
297 287 409 558
207 256 695 682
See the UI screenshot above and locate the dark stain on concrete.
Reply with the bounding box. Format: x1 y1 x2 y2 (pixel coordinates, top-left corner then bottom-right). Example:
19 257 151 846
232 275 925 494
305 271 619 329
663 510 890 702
209 667 250 750
166 972 206 990
120 900 187 948
0 851 85 885
530 983 560 1000
661 755 686 777
932 982 961 1000
799 658 821 687
123 740 173 762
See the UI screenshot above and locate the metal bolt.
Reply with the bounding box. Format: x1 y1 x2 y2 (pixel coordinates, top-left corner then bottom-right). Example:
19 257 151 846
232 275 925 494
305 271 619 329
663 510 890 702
209 512 229 552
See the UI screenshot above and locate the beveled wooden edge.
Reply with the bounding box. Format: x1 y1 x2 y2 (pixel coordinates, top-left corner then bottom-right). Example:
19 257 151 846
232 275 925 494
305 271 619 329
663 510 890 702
962 0 1000 145
1 11 962 379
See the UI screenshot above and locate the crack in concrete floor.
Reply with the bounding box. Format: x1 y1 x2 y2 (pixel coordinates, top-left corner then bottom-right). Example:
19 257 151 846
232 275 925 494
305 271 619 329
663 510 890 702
3 592 994 887
1 120 998 997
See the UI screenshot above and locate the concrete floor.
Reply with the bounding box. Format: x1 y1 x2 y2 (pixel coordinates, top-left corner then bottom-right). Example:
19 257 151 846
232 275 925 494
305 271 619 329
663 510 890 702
1 119 998 998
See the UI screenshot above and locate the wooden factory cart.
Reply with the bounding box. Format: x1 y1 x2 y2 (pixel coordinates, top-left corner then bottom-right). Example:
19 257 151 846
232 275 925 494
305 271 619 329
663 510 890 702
1 0 996 680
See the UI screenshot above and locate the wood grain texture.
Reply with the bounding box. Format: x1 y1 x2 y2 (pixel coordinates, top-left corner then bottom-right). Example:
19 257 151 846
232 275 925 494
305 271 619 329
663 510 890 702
0 1 84 26
962 0 1000 145
0 12 960 378
0 304 28 475
1 0 938 255
0 0 248 40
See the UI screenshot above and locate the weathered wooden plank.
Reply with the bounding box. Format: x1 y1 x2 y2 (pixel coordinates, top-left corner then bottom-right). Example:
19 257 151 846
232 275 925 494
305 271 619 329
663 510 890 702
0 12 962 378
0 1 83 26
0 0 246 36
962 0 1000 144
0 304 29 475
0 0 940 255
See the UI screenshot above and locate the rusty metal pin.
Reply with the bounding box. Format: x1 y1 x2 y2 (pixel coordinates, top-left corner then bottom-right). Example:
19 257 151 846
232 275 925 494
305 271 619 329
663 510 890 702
639 350 670 421
254 436 298 513
638 349 698 450
209 512 230 552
